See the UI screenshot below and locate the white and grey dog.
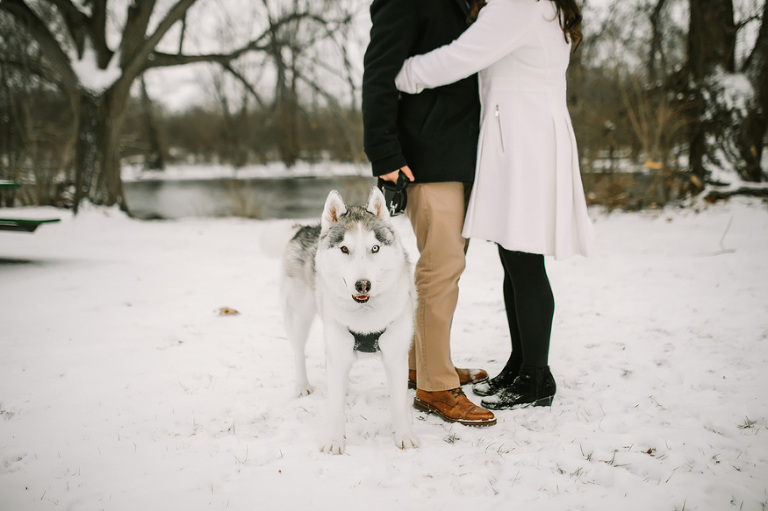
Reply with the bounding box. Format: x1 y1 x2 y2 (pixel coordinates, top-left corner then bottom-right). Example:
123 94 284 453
281 187 418 454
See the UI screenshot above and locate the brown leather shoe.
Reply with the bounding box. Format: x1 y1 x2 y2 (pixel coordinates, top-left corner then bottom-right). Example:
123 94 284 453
456 368 489 385
414 388 496 427
408 368 489 389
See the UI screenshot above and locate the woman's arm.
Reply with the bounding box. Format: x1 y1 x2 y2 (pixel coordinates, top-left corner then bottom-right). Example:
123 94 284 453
395 0 537 93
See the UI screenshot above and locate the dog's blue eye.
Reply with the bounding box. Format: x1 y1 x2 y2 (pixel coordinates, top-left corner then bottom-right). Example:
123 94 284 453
371 245 380 254
341 246 349 254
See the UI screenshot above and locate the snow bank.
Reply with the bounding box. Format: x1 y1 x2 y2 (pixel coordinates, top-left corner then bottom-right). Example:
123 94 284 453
0 197 766 510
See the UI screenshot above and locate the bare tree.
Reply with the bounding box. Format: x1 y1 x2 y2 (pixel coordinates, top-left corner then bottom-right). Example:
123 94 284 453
0 9 75 206
0 0 358 213
686 0 737 187
578 1 688 167
214 0 361 168
626 0 688 167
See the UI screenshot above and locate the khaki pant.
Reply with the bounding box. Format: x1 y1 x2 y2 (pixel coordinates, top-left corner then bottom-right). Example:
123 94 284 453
406 182 471 391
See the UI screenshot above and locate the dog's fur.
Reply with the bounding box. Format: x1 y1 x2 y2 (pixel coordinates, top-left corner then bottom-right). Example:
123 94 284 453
281 187 418 454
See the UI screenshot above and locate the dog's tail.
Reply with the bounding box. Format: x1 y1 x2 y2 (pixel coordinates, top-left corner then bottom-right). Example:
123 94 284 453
258 220 303 259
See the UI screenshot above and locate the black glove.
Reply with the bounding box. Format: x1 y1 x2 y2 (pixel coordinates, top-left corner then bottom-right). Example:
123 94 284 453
377 171 409 216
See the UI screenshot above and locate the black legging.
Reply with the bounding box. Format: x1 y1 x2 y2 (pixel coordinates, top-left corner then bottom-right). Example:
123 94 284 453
497 247 555 371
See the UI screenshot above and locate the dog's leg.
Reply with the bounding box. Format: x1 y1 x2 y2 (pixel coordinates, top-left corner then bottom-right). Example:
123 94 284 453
380 328 419 450
282 276 315 397
321 323 355 455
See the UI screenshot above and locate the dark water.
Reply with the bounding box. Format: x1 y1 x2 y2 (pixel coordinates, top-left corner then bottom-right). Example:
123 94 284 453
123 175 377 220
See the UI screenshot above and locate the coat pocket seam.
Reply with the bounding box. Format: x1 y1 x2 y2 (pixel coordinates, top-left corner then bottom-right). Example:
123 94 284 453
495 104 505 154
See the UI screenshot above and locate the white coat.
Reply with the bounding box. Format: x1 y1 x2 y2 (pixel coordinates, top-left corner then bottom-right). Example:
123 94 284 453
396 0 594 259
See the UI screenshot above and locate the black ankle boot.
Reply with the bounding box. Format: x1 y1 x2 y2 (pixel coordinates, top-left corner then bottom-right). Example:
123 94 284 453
481 366 556 410
472 368 517 397
472 356 521 397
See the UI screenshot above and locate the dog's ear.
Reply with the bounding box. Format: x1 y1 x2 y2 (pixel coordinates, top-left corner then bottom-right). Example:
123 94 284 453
366 186 390 220
321 190 347 231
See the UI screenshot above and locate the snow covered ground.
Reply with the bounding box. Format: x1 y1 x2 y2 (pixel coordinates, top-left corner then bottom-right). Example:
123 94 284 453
1 195 767 511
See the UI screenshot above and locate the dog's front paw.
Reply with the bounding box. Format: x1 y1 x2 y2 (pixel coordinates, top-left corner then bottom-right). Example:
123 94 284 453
320 437 346 455
394 431 419 450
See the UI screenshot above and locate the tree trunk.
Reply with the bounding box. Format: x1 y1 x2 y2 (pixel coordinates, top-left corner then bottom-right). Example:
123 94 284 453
275 79 299 168
72 88 129 213
648 0 669 86
737 1 768 182
738 110 767 182
140 76 165 171
687 0 736 186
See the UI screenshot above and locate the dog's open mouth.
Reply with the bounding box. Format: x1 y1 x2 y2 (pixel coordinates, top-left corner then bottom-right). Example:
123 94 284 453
352 294 370 304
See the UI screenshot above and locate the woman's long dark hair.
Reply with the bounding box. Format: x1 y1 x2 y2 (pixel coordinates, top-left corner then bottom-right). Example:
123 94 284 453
468 0 582 51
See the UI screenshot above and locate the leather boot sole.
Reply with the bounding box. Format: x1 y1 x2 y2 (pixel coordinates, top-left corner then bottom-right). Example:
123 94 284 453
482 395 554 410
413 397 497 427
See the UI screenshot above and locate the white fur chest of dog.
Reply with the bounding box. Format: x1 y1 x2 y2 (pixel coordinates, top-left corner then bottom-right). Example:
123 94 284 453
280 187 418 454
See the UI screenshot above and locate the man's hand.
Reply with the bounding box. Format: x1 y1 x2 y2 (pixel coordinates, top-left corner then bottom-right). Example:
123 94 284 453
380 165 415 183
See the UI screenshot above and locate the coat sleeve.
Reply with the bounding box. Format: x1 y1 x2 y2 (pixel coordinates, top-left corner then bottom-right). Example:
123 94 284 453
362 0 417 176
395 0 536 94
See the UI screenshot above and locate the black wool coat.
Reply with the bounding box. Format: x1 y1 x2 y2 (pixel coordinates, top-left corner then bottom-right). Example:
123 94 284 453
362 0 481 182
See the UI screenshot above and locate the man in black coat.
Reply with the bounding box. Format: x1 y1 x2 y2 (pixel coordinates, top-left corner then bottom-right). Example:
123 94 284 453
362 0 496 427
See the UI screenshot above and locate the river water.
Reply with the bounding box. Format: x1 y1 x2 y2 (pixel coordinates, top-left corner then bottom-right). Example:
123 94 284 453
123 175 377 220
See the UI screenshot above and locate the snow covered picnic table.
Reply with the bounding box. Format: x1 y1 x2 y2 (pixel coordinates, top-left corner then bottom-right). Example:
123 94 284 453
0 217 61 233
0 181 61 232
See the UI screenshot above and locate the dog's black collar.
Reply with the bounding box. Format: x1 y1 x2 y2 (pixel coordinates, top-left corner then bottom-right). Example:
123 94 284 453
349 329 385 353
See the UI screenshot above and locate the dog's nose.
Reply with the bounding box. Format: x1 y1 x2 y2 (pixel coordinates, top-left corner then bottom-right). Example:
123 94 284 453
355 280 371 294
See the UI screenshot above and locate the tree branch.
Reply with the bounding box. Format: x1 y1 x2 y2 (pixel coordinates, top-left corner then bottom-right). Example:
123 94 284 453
142 10 320 72
0 0 77 92
705 185 768 201
740 1 767 76
89 0 110 67
43 0 89 55
121 0 195 82
219 62 269 110
146 44 270 69
120 0 156 67
647 0 669 84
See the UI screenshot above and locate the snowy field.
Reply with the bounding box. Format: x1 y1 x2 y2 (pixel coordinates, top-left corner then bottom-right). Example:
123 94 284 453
1 195 767 511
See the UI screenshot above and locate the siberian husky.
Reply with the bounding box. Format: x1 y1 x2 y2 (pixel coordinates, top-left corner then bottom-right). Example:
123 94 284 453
281 187 419 454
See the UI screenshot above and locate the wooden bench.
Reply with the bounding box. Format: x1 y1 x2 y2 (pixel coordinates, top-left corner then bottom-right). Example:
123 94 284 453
0 180 61 232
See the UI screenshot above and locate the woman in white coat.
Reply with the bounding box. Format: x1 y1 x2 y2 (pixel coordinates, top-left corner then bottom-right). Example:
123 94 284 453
395 0 594 409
